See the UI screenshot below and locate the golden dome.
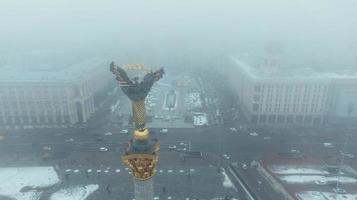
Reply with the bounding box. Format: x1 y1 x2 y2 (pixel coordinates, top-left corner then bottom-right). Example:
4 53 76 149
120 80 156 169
133 128 149 140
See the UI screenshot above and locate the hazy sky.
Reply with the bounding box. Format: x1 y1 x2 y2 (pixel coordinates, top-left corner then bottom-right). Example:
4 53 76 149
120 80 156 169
1 0 356 67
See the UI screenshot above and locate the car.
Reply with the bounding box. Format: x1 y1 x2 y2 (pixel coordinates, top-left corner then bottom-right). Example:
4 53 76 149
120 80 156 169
168 145 177 150
42 152 54 159
43 146 52 151
290 149 301 154
263 136 272 140
179 142 186 145
160 129 168 133
340 151 355 158
120 129 129 134
65 138 75 142
222 154 230 160
229 127 237 132
99 147 108 152
104 132 113 136
242 163 248 170
323 143 334 148
333 188 347 194
177 148 187 152
95 137 104 142
183 151 203 158
249 132 259 136
315 180 327 185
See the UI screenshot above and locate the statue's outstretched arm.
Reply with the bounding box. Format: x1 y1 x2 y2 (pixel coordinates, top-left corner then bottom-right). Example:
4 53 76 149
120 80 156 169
110 62 133 86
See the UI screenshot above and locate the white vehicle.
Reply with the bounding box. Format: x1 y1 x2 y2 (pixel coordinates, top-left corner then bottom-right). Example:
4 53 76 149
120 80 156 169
340 151 355 158
160 128 168 133
168 145 177 150
99 147 108 152
65 138 75 142
230 127 237 132
105 132 113 136
249 132 259 136
315 180 327 185
263 136 272 140
222 154 230 160
290 149 301 154
177 147 187 152
43 146 52 151
333 188 347 194
120 129 128 134
323 142 334 148
242 163 248 170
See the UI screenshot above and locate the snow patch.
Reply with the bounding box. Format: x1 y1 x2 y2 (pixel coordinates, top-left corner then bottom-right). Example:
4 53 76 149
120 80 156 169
269 165 330 175
50 184 99 200
279 175 357 184
221 169 234 188
0 166 60 200
296 191 357 200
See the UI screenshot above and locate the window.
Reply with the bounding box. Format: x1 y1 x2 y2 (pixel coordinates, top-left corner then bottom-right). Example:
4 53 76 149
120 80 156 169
253 104 259 111
254 85 261 93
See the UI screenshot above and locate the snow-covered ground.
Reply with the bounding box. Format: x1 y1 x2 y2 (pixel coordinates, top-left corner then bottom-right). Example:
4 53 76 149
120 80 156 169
185 92 202 109
269 165 330 175
296 191 357 200
0 167 60 200
279 175 357 184
221 169 234 189
193 113 208 126
50 184 99 200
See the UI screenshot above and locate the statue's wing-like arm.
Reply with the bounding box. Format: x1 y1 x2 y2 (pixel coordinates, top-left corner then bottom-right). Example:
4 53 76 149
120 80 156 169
153 67 164 81
110 62 133 85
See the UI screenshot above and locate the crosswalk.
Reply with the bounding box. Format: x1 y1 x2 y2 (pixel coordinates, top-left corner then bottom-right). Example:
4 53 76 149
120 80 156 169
62 167 196 176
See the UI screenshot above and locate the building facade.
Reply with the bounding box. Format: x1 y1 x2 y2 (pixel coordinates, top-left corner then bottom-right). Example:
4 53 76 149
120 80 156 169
227 56 357 126
0 57 111 128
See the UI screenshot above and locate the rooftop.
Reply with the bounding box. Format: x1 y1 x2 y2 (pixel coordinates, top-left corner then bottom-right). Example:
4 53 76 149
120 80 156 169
0 50 108 82
230 55 357 80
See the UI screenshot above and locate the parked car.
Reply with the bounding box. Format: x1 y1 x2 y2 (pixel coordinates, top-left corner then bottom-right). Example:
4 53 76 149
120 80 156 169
222 154 231 160
168 145 177 150
160 129 168 133
65 138 75 142
120 129 129 134
230 127 237 132
43 146 52 151
323 143 334 148
99 147 108 152
249 132 259 136
104 132 113 136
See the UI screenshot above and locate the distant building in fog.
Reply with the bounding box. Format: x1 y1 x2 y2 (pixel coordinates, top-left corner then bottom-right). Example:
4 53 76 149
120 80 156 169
227 55 357 126
0 55 111 128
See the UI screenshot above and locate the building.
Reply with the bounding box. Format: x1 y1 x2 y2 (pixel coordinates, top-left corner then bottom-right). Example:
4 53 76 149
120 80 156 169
226 55 357 126
328 78 357 125
0 52 111 128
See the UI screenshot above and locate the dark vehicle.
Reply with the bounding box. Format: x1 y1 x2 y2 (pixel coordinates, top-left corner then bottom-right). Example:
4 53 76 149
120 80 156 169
95 137 104 142
278 152 304 159
182 151 203 159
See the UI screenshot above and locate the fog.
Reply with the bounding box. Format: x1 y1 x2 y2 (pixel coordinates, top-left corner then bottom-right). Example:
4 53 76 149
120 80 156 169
1 0 357 69
1 2 357 199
